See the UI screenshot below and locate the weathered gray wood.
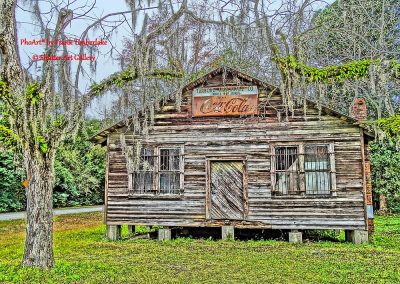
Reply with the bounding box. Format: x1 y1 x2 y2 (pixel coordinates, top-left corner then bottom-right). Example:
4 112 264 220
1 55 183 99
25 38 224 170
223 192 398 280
210 161 244 220
100 69 368 234
104 136 110 224
329 143 337 196
289 230 302 243
345 230 368 244
158 228 171 240
222 226 235 240
106 225 121 240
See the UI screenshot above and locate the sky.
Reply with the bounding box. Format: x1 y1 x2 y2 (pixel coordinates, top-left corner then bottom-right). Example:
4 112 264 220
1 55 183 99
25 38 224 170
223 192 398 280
17 1 131 81
15 0 335 118
16 0 134 117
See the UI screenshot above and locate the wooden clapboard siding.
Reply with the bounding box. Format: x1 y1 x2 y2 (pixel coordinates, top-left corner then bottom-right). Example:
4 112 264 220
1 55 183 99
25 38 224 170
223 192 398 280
210 161 245 220
103 68 368 231
105 121 365 229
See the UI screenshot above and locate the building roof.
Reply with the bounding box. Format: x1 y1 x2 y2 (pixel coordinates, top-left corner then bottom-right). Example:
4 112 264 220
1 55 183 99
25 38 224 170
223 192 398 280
182 65 279 92
90 66 374 145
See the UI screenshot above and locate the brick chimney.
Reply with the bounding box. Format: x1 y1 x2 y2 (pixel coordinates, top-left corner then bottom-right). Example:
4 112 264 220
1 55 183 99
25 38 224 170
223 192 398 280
350 98 367 121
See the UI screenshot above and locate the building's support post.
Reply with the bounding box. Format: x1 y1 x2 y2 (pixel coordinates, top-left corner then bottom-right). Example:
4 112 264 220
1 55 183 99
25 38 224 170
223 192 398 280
106 225 121 240
288 230 302 243
128 225 135 235
221 226 235 240
158 228 171 241
345 230 368 244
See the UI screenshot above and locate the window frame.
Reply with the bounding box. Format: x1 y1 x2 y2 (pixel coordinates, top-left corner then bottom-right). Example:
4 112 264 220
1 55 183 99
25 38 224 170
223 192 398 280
132 146 156 194
158 146 184 195
271 142 336 197
273 145 301 194
304 144 332 195
128 143 184 198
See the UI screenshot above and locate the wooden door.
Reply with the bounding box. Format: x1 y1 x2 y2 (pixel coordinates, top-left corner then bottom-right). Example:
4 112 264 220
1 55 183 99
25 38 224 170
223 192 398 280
210 161 244 220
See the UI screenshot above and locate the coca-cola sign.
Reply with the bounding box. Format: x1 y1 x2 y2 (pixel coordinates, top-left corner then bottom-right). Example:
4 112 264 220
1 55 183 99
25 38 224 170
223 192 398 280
192 86 258 117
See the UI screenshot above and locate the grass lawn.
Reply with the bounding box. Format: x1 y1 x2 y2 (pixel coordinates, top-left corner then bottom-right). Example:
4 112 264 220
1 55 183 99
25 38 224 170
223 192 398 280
0 213 399 283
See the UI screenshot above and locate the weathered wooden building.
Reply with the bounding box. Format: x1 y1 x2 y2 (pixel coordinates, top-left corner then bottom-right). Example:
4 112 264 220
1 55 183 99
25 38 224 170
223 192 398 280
91 66 374 243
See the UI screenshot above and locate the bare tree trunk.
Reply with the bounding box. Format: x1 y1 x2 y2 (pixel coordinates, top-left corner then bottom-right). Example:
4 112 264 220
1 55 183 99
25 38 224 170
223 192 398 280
0 0 55 269
22 152 55 268
379 193 387 214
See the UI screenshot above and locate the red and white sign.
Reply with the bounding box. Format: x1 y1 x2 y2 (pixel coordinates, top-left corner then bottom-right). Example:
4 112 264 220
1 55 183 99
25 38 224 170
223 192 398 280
192 86 258 117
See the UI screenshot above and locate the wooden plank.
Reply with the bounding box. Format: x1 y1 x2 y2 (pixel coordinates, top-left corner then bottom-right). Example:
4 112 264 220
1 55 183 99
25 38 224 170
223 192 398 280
329 143 337 196
360 128 368 230
210 161 244 220
104 136 110 224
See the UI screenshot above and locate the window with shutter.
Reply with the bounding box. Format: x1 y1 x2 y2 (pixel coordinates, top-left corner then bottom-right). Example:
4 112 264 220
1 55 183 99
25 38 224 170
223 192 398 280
129 145 183 196
271 143 336 196
304 145 331 195
274 146 300 194
133 147 155 194
159 148 181 194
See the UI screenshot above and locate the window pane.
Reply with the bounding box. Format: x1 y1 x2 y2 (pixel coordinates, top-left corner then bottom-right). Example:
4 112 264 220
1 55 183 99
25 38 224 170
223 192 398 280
159 172 180 194
159 172 169 192
144 171 153 192
133 172 143 191
134 171 154 193
171 151 180 170
276 146 298 170
139 148 154 171
160 149 169 171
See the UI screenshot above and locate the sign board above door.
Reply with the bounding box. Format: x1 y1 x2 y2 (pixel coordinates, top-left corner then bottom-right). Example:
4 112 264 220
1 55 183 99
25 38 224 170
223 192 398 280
192 86 258 117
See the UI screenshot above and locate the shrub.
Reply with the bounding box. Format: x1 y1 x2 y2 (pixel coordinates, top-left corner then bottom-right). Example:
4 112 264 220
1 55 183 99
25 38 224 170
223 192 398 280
0 119 106 212
370 140 400 213
0 151 25 212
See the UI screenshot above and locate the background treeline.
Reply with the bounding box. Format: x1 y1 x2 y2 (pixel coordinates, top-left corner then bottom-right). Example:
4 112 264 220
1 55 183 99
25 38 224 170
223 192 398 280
0 119 105 212
370 141 400 213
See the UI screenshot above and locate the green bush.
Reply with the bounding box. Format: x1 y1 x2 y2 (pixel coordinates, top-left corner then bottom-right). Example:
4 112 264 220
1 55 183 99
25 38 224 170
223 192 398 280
0 119 106 212
370 140 400 213
0 152 25 213
53 119 106 207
